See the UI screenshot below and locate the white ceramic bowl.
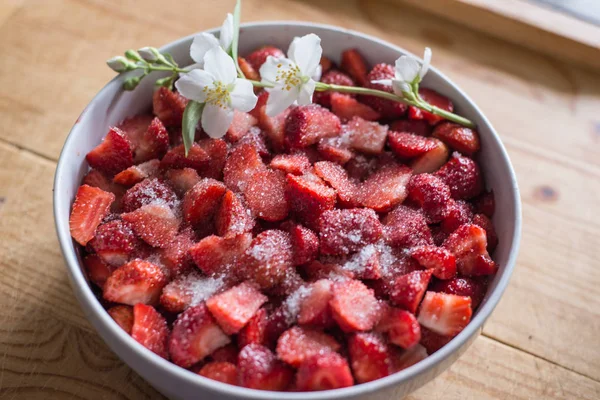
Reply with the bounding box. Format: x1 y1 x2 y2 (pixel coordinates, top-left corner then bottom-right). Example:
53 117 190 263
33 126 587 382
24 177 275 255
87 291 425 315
53 22 521 400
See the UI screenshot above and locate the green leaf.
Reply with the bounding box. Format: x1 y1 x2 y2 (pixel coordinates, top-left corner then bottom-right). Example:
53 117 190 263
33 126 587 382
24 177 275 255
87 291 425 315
182 101 204 156
231 0 244 78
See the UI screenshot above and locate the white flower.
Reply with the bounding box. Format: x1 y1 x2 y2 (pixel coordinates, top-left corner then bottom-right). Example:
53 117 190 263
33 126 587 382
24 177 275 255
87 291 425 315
175 46 257 138
189 13 234 68
107 56 130 72
372 47 432 95
260 33 322 116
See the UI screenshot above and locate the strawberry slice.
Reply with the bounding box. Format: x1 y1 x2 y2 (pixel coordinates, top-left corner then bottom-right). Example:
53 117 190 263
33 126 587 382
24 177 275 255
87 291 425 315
410 138 449 174
134 117 169 163
435 152 484 200
433 121 481 155
182 178 227 227
376 307 421 349
408 88 454 126
358 163 412 212
244 170 289 222
345 116 389 155
285 105 341 149
206 281 268 335
296 352 354 391
226 110 258 142
411 245 457 280
348 332 392 383
215 190 255 238
389 119 433 137
152 87 188 127
189 233 252 276
418 291 472 336
196 138 228 180
255 94 290 152
82 169 126 210
169 303 231 368
238 344 293 390
69 185 115 245
198 361 238 385
319 208 382 255
341 48 368 85
443 224 497 276
330 93 381 122
330 279 381 332
160 143 210 172
238 308 268 348
407 173 452 223
298 279 334 327
320 56 334 74
116 115 154 147
313 161 358 207
86 127 134 176
83 254 114 288
388 131 438 158
103 260 168 305
107 305 134 334
270 154 311 175
473 213 498 252
389 343 428 371
89 219 141 266
289 224 319 266
113 159 160 187
388 270 433 313
238 56 260 80
160 271 224 313
236 126 270 157
210 343 239 363
431 277 488 310
317 136 355 165
166 168 201 196
131 304 169 359
286 173 336 230
342 244 382 280
122 203 180 248
345 154 377 181
313 70 355 108
360 63 407 119
276 326 340 367
383 205 433 248
223 143 266 193
473 190 495 217
246 45 285 71
441 200 474 234
121 178 178 213
419 326 452 354
158 227 196 276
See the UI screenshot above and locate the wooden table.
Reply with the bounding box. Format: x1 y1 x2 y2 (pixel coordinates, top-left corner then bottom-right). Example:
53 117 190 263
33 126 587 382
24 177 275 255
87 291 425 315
1 0 599 398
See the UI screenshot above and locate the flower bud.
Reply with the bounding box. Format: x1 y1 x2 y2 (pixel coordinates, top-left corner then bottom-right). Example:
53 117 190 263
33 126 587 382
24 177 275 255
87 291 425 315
138 47 158 62
106 56 130 72
125 49 143 62
123 76 143 91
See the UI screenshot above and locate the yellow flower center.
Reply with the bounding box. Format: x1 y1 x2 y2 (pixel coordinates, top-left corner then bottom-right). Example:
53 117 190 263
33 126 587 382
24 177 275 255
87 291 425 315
202 81 231 109
275 63 302 91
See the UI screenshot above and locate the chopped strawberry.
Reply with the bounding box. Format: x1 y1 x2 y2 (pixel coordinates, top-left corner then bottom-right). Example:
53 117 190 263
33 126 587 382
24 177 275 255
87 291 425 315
160 143 210 172
377 307 421 349
122 203 179 248
84 254 113 288
473 213 498 252
116 115 154 147
408 88 454 125
169 303 231 368
264 306 293 347
152 87 187 127
182 178 227 227
289 224 319 266
313 161 358 206
196 138 228 180
131 304 169 358
113 159 160 187
235 126 270 157
435 152 484 200
317 137 354 165
249 90 269 119
441 200 474 234
389 119 433 137
133 117 169 162
383 205 433 248
410 138 449 174
319 208 382 255
418 291 472 336
270 154 311 175
388 131 438 158
107 305 134 334
277 326 340 368
389 343 428 371
345 116 388 155
238 56 260 80
360 63 407 119
189 233 252 276
285 173 336 229
285 105 341 149
223 143 266 193
343 244 382 280
69 185 115 245
320 56 334 74
86 127 133 176
246 45 285 71
411 245 456 280
431 277 487 310
226 110 259 142
407 173 452 223
255 95 290 152
388 270 433 313
238 344 293 390
433 122 480 155
238 308 268 348
103 260 168 305
341 48 368 85
473 190 495 217
206 281 268 335
158 227 196 276
121 178 178 213
443 224 497 276
345 154 377 181
165 168 200 197
82 169 126 208
348 332 392 383
89 219 141 266
419 326 451 354
215 190 254 238
244 170 289 221
296 352 354 391
330 93 381 122
358 163 412 212
160 271 224 313
210 343 239 363
330 279 381 332
198 361 237 385
298 279 334 327
302 260 354 281
314 70 355 108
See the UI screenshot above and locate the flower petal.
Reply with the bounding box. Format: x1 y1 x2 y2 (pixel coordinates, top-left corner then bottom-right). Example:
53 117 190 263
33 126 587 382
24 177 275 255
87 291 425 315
219 13 234 53
419 47 432 80
371 79 393 86
392 80 411 95
190 32 220 64
297 79 316 105
288 34 322 77
395 56 420 84
312 64 322 81
259 56 296 85
201 103 234 138
230 78 258 112
203 46 237 84
174 69 213 102
265 85 299 116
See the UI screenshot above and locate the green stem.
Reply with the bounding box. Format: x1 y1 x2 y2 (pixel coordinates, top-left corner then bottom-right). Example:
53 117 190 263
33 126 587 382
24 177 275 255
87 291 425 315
146 65 187 73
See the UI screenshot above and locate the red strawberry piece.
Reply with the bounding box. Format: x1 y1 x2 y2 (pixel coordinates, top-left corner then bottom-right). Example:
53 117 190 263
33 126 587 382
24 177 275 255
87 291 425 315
198 361 237 385
431 277 487 310
223 143 266 193
389 343 428 371
319 208 382 255
89 219 141 266
285 173 336 229
330 279 381 332
313 161 358 207
330 92 381 122
433 122 481 155
408 88 454 125
84 254 113 288
211 343 239 363
285 104 341 149
238 344 293 390
418 291 472 336
169 303 231 367
443 224 497 276
419 326 451 354
103 260 168 305
317 136 355 165
238 56 260 80
435 152 484 200
160 143 210 173
407 173 452 223
441 199 474 234
388 270 433 313
383 205 433 248
255 95 290 152
121 178 178 213
82 169 126 207
411 245 457 280
473 190 495 217
159 227 196 276
345 154 377 181
289 224 319 266
244 170 289 222
134 117 169 162
131 304 169 358
473 213 498 252
166 168 201 196
122 203 179 248
196 138 228 180
182 178 227 226
342 244 382 280
236 230 294 289
107 305 134 334
160 271 224 313
270 154 311 175
116 114 154 148
341 48 368 86
236 126 270 157
113 159 160 187
264 306 292 347
345 116 389 155
226 110 258 142
238 308 268 348
348 332 392 383
276 326 340 367
246 45 285 71
358 163 412 212
249 90 269 119
206 281 268 335
189 233 252 276
388 131 438 158
360 63 407 119
69 185 115 245
314 70 355 108
298 279 334 327
389 119 433 137
320 56 334 74
302 261 354 281
296 352 354 391
86 128 134 176
410 138 449 174
377 307 421 349
215 190 254 238
152 87 188 127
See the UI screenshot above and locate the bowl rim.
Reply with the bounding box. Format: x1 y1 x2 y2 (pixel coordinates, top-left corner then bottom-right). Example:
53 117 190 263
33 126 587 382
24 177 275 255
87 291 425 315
53 20 522 400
